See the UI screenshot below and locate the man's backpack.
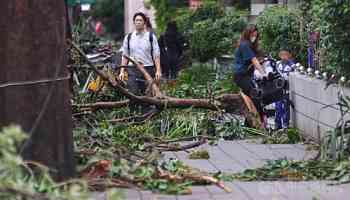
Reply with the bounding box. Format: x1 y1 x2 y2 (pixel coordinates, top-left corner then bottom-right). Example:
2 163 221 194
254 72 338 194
127 31 155 64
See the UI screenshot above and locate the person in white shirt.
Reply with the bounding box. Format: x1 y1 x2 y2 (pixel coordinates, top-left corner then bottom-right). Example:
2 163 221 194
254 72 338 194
118 12 161 114
275 50 295 129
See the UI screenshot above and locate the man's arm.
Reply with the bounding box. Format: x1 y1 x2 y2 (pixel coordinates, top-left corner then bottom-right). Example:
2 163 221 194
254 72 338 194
154 56 161 80
151 33 161 81
118 35 129 80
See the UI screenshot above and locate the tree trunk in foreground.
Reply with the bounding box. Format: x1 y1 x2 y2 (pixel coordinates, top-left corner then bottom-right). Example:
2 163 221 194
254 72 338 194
0 0 75 180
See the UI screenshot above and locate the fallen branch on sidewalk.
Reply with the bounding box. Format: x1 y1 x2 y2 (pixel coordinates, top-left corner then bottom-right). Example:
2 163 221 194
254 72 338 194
153 137 207 152
75 131 230 194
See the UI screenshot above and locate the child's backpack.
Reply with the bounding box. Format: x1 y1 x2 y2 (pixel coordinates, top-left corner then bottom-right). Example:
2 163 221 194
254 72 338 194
250 57 286 105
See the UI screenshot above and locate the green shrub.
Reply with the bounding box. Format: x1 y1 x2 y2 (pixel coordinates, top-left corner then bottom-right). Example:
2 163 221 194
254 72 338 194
164 63 239 98
299 0 350 75
175 1 247 62
189 10 246 62
146 1 247 62
318 0 350 75
91 0 124 38
146 0 179 33
176 1 225 37
256 5 307 62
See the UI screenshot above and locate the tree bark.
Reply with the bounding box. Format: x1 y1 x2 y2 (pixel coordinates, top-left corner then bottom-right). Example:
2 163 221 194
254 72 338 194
0 0 75 180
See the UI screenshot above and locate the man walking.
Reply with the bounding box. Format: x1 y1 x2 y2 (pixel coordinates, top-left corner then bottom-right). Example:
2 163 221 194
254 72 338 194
118 12 161 114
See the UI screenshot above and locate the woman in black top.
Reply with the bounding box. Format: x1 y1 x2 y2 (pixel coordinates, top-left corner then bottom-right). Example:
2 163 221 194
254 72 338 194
158 22 185 79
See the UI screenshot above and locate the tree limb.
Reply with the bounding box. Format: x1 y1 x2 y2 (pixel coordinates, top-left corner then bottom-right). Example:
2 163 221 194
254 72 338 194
155 138 207 152
69 41 263 129
73 100 129 110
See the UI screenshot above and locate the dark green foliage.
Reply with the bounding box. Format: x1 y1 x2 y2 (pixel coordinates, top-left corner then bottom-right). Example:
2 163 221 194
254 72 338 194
149 0 247 61
91 0 124 38
318 0 350 75
163 63 239 98
298 0 350 75
175 2 247 62
189 10 247 62
176 1 224 35
256 5 307 62
146 0 185 33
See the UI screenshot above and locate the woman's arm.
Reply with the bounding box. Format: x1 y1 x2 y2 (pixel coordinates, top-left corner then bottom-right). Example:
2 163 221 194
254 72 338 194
252 57 266 75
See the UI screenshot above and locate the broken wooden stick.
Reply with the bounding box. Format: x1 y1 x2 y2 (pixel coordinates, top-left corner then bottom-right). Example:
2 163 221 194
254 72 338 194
154 138 207 152
73 100 129 110
187 174 232 193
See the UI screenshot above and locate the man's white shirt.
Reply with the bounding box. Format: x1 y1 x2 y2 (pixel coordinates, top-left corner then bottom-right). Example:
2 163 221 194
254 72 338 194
122 31 160 67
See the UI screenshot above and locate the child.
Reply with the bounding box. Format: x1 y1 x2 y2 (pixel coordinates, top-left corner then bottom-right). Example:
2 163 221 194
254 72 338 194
275 50 295 129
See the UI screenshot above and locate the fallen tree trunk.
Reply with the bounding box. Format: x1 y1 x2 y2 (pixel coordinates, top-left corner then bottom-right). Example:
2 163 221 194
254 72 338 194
69 41 263 129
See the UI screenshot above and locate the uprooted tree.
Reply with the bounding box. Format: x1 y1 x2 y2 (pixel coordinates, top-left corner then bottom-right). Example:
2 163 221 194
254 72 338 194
71 42 263 129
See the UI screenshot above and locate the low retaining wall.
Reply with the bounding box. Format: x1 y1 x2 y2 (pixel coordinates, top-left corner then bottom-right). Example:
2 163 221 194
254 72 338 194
289 72 350 141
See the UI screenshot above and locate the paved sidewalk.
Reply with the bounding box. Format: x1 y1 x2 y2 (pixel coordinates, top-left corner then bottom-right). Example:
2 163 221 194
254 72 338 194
92 140 350 200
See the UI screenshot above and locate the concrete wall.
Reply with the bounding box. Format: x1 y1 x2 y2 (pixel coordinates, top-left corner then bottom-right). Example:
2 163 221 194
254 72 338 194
289 72 350 141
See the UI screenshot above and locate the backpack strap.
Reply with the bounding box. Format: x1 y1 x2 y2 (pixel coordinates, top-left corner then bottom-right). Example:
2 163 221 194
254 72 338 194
127 32 132 56
149 31 155 65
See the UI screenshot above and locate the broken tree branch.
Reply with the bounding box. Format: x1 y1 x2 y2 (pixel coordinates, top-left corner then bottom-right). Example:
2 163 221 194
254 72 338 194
87 178 134 191
155 167 231 193
73 100 129 110
186 174 232 193
156 139 207 152
69 41 263 129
